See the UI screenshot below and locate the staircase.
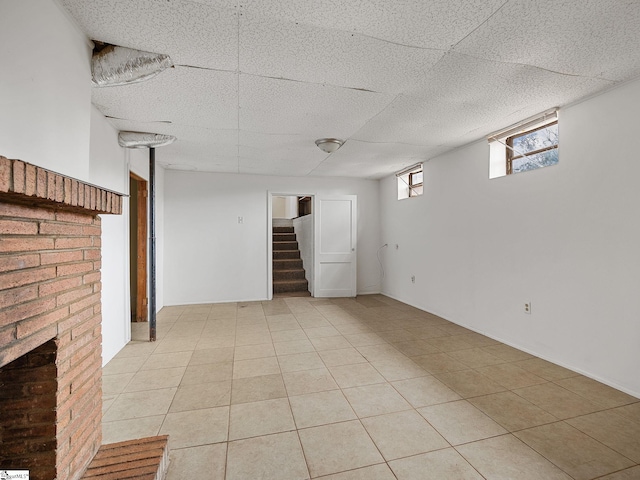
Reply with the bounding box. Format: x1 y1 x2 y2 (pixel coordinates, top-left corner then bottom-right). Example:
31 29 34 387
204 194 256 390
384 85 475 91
273 226 310 295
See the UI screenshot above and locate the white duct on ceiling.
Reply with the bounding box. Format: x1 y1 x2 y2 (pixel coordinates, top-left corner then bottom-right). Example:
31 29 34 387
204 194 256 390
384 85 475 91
118 131 176 148
92 45 173 87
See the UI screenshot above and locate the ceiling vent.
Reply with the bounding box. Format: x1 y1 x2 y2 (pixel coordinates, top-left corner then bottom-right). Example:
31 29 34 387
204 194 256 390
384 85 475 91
91 44 173 87
118 131 176 148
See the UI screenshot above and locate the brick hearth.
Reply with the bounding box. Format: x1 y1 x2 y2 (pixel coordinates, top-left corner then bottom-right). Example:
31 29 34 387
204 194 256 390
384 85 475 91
0 156 122 480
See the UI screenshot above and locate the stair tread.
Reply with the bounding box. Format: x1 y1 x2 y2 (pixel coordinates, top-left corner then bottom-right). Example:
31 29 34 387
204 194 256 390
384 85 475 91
273 252 301 259
273 270 306 279
273 291 311 298
274 263 303 269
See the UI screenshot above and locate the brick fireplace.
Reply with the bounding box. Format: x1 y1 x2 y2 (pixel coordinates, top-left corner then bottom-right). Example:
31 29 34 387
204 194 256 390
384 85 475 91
0 156 122 480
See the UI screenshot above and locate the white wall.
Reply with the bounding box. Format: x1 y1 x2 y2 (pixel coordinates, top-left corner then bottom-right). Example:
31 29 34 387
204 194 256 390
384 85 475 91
89 106 127 194
89 106 130 364
272 196 287 218
0 0 92 181
380 78 640 396
155 164 166 312
272 196 299 219
284 196 298 219
164 172 382 304
293 214 313 291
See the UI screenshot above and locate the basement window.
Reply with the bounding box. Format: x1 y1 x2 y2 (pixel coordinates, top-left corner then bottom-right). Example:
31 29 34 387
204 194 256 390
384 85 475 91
397 163 423 199
488 109 559 178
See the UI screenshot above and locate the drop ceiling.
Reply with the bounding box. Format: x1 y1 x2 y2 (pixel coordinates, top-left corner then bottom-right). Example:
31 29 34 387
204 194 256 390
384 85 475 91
59 0 640 179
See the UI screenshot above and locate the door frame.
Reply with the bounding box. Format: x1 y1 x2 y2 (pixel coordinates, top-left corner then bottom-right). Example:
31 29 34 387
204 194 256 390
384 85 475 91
130 172 148 322
267 191 315 300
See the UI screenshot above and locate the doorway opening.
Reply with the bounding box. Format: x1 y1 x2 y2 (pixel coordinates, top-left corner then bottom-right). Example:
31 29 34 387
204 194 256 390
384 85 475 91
269 194 314 299
129 173 148 322
268 193 358 299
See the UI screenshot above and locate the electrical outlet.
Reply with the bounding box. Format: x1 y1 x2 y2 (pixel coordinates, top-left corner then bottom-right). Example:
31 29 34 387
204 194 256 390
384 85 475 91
238 216 243 224
524 302 532 314
411 275 415 284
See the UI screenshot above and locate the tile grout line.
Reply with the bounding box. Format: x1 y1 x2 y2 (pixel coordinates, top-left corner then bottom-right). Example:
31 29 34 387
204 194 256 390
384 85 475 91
102 296 640 479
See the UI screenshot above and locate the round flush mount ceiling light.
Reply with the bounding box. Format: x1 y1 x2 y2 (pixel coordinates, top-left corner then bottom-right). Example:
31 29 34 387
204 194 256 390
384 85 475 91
315 138 344 153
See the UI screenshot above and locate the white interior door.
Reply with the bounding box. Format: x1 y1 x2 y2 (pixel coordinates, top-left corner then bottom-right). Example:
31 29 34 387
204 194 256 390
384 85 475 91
314 195 357 297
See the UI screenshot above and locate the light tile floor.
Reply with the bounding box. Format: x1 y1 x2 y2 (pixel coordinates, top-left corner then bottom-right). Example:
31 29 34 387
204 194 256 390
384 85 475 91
102 295 640 479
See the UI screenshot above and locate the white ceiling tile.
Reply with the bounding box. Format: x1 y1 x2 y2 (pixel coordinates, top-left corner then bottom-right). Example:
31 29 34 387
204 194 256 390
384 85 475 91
351 95 462 146
238 131 326 176
453 0 640 81
164 140 238 164
92 66 238 129
239 74 395 136
238 158 320 177
239 11 444 93
60 0 239 70
58 0 640 179
160 146 240 172
354 53 613 147
415 52 611 108
243 0 505 50
240 131 307 150
181 0 238 9
240 132 326 161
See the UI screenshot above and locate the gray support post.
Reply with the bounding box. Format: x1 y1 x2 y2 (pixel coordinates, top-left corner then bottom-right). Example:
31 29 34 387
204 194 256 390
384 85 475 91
149 147 157 342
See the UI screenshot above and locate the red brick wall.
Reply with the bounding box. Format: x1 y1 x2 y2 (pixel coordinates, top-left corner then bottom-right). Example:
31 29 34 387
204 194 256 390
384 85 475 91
0 157 122 480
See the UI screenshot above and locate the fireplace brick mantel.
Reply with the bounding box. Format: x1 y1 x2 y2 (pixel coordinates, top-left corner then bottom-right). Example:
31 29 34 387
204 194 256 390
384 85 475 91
1 156 123 480
0 157 122 216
